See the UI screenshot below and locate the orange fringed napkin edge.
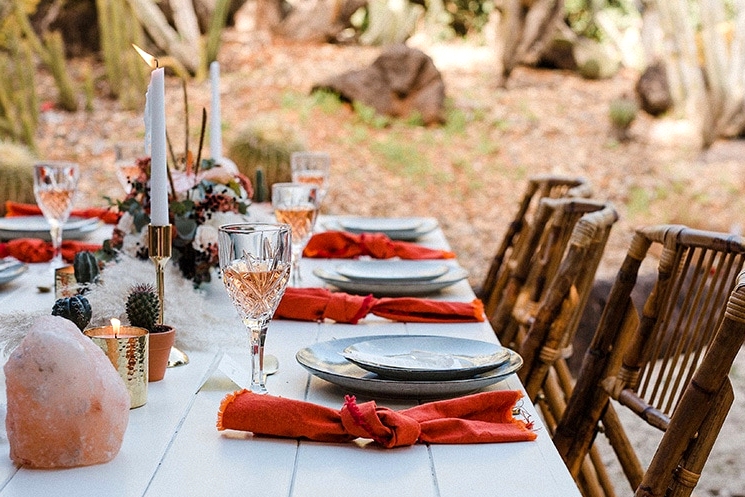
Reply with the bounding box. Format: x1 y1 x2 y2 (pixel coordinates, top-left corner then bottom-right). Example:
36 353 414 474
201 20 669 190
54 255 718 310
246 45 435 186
274 287 485 324
303 231 455 260
0 239 102 263
4 201 120 224
217 390 536 448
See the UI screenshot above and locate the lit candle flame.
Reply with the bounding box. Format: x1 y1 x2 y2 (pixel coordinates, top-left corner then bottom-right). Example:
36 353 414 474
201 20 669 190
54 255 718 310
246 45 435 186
133 44 159 69
111 318 121 338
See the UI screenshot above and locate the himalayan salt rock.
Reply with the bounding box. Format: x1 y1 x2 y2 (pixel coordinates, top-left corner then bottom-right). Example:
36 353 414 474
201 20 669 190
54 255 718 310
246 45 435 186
5 315 130 468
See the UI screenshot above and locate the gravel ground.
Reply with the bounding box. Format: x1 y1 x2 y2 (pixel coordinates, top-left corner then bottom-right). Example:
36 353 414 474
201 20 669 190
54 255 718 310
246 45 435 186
31 21 745 496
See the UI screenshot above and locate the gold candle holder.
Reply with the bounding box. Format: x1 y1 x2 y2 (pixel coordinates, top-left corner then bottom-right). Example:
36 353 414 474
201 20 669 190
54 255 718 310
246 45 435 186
54 265 78 299
85 323 148 409
147 224 189 367
148 224 172 325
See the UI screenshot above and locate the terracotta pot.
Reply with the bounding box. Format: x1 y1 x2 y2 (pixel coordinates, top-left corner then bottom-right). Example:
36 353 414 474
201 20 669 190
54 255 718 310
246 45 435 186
148 325 175 382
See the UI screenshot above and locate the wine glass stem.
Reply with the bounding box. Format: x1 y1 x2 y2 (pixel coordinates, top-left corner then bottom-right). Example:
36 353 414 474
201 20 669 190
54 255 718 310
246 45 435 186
291 248 302 287
245 318 269 394
49 220 64 267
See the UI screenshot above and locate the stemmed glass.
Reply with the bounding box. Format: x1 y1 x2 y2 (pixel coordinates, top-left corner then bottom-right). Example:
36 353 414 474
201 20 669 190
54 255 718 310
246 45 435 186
114 142 146 194
218 223 292 394
271 183 320 287
290 151 330 203
33 161 80 268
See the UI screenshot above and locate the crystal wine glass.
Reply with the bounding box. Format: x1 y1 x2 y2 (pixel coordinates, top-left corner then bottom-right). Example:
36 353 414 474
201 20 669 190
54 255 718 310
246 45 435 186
290 151 330 203
33 161 80 268
271 182 320 287
218 223 292 394
114 142 146 194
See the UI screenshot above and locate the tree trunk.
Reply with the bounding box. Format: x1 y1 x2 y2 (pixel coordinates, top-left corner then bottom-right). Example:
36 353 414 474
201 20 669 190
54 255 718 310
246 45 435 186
497 0 566 83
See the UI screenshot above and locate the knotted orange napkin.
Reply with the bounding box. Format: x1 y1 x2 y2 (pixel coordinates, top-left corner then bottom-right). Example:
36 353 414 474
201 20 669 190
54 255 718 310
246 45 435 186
303 231 455 260
275 287 484 324
217 390 536 447
0 239 102 263
4 201 120 224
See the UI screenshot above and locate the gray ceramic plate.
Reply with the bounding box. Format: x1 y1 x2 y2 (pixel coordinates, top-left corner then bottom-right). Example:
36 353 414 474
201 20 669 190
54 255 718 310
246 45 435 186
296 335 522 399
0 216 102 241
312 266 469 297
0 260 28 285
341 335 512 381
324 218 438 241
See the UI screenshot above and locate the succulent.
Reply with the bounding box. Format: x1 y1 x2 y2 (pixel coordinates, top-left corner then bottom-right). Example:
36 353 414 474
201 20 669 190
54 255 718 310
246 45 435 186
227 117 304 197
73 251 100 285
125 283 160 333
0 140 36 217
52 295 92 331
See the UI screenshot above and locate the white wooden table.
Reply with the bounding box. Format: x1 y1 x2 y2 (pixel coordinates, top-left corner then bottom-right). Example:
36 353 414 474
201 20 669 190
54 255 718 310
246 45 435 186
0 215 582 497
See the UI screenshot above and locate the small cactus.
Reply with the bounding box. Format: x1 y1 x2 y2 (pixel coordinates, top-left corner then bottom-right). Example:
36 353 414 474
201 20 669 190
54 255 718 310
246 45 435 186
52 295 92 331
125 283 160 333
73 251 100 285
0 140 36 216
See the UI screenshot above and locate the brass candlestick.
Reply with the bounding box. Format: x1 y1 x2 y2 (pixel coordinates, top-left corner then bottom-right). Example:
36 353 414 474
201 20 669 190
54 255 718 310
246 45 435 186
148 225 189 367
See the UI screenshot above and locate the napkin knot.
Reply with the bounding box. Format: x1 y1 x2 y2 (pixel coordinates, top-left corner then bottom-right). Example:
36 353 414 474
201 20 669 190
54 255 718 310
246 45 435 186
340 395 421 448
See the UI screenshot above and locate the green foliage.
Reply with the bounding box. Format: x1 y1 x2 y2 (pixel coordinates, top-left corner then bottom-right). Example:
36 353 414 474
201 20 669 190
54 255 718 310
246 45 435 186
126 283 160 333
0 32 38 147
52 295 92 331
352 101 390 128
204 0 231 67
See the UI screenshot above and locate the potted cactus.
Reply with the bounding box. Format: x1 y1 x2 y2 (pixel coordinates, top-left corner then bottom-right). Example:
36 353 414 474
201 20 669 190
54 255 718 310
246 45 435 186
125 283 175 382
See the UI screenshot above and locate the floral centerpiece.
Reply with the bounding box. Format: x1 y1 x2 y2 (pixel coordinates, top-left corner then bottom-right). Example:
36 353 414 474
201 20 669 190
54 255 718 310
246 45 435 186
105 155 253 286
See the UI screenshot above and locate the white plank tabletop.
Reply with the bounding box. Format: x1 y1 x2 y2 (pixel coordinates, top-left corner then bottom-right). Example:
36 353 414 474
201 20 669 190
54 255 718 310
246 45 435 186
0 212 582 497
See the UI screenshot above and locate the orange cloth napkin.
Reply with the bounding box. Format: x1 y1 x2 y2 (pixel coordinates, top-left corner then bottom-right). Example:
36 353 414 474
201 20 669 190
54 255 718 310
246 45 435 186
4 201 120 224
275 287 484 324
217 390 536 448
303 231 455 260
0 239 101 263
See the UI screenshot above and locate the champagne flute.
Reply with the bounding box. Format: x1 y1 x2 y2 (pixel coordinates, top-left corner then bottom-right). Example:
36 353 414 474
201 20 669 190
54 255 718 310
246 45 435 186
218 223 292 394
33 161 80 268
290 151 330 203
271 183 320 287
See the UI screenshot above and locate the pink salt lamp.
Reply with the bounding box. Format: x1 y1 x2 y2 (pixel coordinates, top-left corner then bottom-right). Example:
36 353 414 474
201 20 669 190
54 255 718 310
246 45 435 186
5 315 130 468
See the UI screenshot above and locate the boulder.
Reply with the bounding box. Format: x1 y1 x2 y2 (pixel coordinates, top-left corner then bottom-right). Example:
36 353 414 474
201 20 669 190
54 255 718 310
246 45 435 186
313 44 446 125
635 61 673 116
5 315 130 468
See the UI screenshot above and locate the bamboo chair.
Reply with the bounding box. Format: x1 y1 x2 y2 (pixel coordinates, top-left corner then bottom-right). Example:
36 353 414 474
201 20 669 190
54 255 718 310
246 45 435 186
552 225 745 497
489 196 602 350
511 201 618 497
477 175 591 319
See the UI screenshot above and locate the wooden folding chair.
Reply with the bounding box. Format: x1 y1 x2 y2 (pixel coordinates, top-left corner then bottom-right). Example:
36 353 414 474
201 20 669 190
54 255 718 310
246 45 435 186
477 175 591 319
511 201 618 497
552 225 745 497
488 196 604 350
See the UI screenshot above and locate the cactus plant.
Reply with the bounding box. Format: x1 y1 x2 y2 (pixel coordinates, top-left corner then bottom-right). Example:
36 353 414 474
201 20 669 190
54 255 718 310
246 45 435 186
125 283 160 333
227 117 304 196
0 140 36 216
73 251 100 286
52 295 93 331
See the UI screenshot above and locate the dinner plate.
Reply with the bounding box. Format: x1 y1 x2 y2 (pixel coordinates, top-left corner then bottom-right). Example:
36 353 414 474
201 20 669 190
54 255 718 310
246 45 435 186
0 260 28 286
312 265 468 296
296 335 522 399
334 260 450 283
0 216 102 241
324 217 438 241
341 335 512 381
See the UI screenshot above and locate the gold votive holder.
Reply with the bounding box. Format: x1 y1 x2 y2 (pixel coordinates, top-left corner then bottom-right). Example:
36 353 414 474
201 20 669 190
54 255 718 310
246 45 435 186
84 325 149 409
54 265 77 299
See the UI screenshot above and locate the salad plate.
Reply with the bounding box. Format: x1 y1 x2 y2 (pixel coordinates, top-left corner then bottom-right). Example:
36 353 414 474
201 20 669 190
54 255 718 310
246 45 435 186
296 335 522 399
324 217 438 241
0 260 28 286
334 260 450 283
341 335 512 381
